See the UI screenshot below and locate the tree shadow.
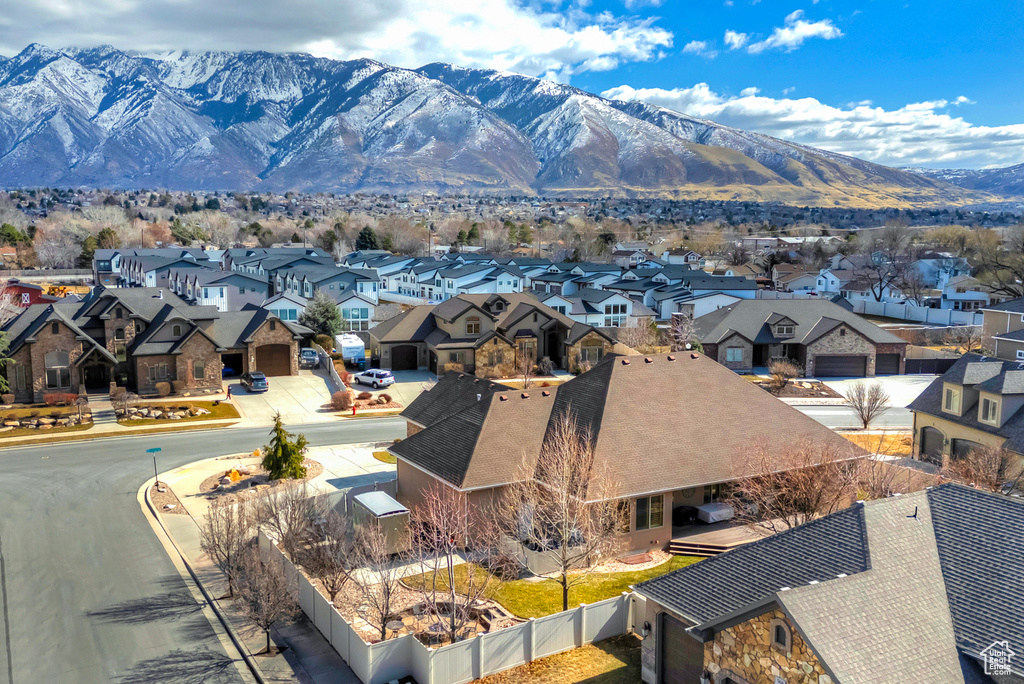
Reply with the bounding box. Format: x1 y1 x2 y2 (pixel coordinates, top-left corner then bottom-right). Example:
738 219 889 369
86 576 205 626
117 648 241 684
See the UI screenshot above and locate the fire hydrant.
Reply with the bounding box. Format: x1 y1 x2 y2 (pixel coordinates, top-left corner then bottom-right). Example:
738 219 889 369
351 405 357 416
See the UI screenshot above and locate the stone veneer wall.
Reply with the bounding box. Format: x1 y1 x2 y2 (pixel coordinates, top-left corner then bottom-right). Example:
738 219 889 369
713 333 754 371
805 325 876 377
474 337 516 379
246 320 299 375
567 332 614 373
26 321 85 403
173 335 224 393
704 609 832 684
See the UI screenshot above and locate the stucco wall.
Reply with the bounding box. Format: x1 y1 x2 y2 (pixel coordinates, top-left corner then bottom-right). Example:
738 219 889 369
994 336 1024 362
912 411 1010 466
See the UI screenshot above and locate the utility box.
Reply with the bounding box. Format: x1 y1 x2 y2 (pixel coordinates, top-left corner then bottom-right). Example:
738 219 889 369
352 491 410 555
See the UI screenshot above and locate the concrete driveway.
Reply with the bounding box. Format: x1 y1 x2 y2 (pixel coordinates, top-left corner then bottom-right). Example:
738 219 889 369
228 368 337 425
823 374 937 408
350 369 435 408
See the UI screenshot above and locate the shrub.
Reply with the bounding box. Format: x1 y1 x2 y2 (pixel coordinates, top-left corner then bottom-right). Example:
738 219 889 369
314 334 334 351
331 390 353 411
4 413 16 422
63 393 79 405
537 356 554 376
43 393 64 406
49 410 63 419
338 369 351 386
380 393 393 403
540 382 551 388
357 391 373 401
767 359 800 393
171 379 186 394
155 382 172 397
30 410 41 418
1 394 13 405
110 386 126 401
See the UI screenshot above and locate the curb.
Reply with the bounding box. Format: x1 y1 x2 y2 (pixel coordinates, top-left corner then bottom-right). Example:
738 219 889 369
0 421 240 450
142 480 267 684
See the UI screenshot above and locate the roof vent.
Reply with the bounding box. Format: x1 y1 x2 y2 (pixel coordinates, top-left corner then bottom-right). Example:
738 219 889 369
542 390 551 397
644 357 653 363
476 394 481 402
837 573 847 578
621 359 630 365
667 355 675 361
521 392 529 399
779 587 791 592
808 580 819 585
690 353 699 359
156 289 163 299
458 374 465 379
499 395 508 402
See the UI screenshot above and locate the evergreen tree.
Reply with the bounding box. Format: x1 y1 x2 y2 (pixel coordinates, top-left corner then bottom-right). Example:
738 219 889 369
380 233 395 251
261 412 308 480
456 229 468 245
298 290 343 337
78 235 98 268
96 227 121 249
519 224 533 245
467 224 480 243
355 226 380 251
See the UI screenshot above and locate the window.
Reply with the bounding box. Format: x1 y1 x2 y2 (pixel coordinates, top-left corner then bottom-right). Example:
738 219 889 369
770 618 792 654
114 328 127 362
1018 350 1024 360
725 347 743 363
466 316 481 334
553 305 567 315
580 341 603 364
776 325 795 336
840 328 847 337
172 324 182 336
148 363 169 382
270 320 277 331
703 483 720 504
203 288 209 298
115 307 123 319
943 386 961 414
51 322 59 335
449 351 465 364
981 397 1000 425
634 495 664 531
14 365 26 391
44 351 71 389
487 349 505 366
194 361 205 380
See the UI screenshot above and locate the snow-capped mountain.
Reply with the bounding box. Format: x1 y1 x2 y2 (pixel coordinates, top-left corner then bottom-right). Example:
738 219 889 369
908 164 1024 199
0 44 989 205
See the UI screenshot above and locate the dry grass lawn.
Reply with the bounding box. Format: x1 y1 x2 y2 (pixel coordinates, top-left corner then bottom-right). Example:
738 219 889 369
841 431 913 457
479 634 641 684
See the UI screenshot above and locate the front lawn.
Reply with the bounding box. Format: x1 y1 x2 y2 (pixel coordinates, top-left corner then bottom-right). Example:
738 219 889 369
404 555 702 619
118 400 240 426
841 431 913 456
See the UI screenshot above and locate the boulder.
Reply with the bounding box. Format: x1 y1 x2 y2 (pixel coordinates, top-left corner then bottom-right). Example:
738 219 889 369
38 418 55 425
0 426 12 433
219 476 232 485
39 424 52 429
56 418 69 426
4 421 19 427
170 414 182 420
172 411 186 418
196 408 210 415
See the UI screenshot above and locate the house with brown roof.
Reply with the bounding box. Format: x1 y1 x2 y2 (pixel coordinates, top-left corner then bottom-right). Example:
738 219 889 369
369 293 615 375
389 353 861 555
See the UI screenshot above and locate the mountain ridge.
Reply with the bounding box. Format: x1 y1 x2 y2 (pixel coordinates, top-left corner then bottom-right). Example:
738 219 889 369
0 44 997 207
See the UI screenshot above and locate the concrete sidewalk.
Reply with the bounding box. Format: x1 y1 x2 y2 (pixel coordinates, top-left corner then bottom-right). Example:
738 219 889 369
152 445 398 683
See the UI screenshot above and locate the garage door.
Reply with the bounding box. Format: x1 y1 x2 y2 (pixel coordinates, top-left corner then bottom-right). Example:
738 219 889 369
391 344 418 371
952 439 984 459
920 427 945 465
814 355 867 377
254 344 291 376
876 353 901 375
659 613 703 684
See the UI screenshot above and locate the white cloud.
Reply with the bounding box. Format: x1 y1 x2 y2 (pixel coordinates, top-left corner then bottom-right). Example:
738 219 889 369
601 83 1024 168
724 29 749 50
623 0 664 8
0 0 672 84
746 10 842 53
682 40 716 58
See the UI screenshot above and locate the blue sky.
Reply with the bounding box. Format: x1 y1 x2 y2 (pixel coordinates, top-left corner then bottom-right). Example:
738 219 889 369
2 0 1022 168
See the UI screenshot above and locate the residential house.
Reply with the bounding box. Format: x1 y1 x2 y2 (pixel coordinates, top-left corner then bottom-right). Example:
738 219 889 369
369 293 614 374
694 300 908 376
909 251 972 289
662 248 704 267
168 269 270 311
908 352 1024 467
982 297 1024 361
221 246 332 272
772 264 819 292
611 248 653 269
938 275 991 311
2 287 310 402
262 292 306 323
93 247 211 287
275 266 380 304
535 290 656 327
119 253 215 288
390 354 860 555
634 484 1021 684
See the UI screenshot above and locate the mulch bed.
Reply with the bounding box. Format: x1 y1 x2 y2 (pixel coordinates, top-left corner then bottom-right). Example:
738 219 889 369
151 482 188 515
322 399 404 412
760 381 843 399
198 459 324 505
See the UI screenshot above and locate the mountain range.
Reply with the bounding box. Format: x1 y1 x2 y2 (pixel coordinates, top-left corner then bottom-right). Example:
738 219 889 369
0 44 1010 207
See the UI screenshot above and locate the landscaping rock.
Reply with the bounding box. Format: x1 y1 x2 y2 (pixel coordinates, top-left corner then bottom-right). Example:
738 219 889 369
170 414 182 420
219 476 232 485
195 408 210 415
39 424 52 430
56 418 69 426
38 418 55 425
0 426 12 433
172 411 186 418
4 421 19 427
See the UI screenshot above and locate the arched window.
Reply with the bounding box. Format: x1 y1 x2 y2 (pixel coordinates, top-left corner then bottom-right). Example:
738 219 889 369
466 316 481 335
770 617 792 654
172 324 182 336
44 351 71 389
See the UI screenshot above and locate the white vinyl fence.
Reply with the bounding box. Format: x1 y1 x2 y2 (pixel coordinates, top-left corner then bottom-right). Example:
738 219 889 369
260 531 635 684
853 299 983 326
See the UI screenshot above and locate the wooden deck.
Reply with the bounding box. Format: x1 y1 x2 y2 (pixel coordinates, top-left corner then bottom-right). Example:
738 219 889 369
669 522 762 557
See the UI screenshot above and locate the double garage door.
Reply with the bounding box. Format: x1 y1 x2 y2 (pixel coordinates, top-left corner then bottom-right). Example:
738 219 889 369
813 355 867 377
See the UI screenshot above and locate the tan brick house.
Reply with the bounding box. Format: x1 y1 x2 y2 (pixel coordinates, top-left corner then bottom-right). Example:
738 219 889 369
633 485 1022 684
389 353 860 555
695 299 907 377
369 293 614 375
3 287 310 401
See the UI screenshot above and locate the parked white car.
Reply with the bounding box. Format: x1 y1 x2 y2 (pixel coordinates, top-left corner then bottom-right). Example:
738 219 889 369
351 369 395 389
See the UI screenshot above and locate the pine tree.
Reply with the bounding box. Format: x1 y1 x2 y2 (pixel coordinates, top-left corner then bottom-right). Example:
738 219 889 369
298 290 343 337
261 413 308 480
355 226 380 251
467 224 480 243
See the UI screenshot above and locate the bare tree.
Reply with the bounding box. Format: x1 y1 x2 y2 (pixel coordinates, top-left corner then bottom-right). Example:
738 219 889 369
235 547 299 655
843 381 891 429
669 312 701 352
200 497 258 597
494 413 624 612
34 229 81 268
409 483 495 644
728 439 863 533
297 509 354 603
896 269 931 306
616 320 658 354
767 359 799 393
973 224 1024 299
942 325 986 355
350 523 405 642
855 221 913 301
943 445 1024 493
516 348 535 389
254 483 329 562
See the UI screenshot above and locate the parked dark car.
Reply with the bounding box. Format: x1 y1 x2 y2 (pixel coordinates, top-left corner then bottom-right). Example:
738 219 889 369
240 371 269 393
672 505 699 527
299 348 319 369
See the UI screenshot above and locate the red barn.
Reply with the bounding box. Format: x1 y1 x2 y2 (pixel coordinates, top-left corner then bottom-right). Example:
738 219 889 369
4 279 60 308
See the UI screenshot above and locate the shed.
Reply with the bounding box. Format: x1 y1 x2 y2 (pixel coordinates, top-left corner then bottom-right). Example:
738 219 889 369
352 491 410 554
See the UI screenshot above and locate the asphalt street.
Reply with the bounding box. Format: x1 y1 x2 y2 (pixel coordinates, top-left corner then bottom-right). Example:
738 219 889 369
0 418 404 684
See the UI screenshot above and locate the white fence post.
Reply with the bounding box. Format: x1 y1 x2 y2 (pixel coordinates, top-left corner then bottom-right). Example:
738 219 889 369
527 617 536 663
427 647 435 684
475 633 485 679
578 603 586 647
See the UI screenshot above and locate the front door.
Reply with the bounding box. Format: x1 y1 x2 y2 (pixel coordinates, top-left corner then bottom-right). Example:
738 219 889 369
83 364 109 392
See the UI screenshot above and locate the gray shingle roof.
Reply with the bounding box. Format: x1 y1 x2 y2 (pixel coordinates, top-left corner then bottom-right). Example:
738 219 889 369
982 297 1024 314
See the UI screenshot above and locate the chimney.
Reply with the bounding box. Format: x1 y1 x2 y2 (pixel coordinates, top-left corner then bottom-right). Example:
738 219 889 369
157 289 163 299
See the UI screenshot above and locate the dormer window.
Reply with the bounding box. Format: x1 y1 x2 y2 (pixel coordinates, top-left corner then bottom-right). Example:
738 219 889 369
776 325 794 337
980 397 1000 425
943 386 962 414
